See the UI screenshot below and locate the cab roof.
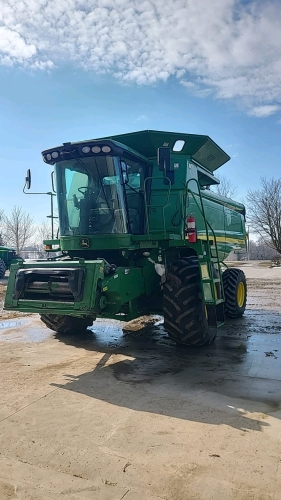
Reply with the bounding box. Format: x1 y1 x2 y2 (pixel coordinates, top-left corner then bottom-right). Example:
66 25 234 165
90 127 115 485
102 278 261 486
98 129 230 172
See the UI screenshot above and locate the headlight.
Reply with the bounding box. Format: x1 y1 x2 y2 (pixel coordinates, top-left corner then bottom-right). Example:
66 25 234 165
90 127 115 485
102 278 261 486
92 146 101 153
102 146 111 153
82 146 91 153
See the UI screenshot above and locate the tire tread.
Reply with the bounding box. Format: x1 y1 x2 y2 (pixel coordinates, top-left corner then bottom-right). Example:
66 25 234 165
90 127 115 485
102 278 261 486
40 314 95 335
163 256 216 346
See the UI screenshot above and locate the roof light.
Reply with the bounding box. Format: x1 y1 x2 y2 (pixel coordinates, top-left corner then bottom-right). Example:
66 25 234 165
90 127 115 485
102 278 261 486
82 146 91 153
46 154 52 161
51 151 59 159
173 140 185 152
102 146 111 153
92 146 101 153
43 156 47 163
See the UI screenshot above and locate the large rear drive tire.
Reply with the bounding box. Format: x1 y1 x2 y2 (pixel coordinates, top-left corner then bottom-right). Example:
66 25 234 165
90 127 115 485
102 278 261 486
40 314 95 335
222 268 247 317
163 256 216 346
0 258 6 279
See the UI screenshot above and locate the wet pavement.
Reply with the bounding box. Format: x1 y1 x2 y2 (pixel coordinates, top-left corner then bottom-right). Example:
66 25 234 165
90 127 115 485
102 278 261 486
1 263 281 413
0 263 281 499
1 283 280 413
48 309 281 415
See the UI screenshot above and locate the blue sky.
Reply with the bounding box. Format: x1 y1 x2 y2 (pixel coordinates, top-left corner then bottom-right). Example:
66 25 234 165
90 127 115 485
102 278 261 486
0 0 281 229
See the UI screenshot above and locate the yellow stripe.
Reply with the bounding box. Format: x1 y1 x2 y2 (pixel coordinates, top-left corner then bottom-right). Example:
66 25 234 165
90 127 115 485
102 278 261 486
196 235 246 245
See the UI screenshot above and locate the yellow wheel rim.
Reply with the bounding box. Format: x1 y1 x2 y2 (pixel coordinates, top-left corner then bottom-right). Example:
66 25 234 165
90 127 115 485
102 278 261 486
237 282 245 308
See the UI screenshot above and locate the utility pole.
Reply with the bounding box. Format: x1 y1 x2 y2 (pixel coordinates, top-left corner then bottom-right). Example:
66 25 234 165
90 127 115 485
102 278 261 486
248 225 250 261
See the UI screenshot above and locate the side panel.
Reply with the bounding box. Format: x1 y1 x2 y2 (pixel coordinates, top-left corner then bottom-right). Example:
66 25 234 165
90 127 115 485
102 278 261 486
224 207 247 254
187 191 246 260
147 157 188 236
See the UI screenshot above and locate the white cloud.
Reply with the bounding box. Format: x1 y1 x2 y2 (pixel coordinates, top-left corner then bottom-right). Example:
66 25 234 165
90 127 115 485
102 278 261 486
248 105 281 118
136 115 148 122
0 26 36 65
0 0 281 115
180 81 196 89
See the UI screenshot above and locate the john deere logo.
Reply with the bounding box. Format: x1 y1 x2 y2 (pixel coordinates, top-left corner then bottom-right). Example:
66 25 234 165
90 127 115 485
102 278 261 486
79 238 90 248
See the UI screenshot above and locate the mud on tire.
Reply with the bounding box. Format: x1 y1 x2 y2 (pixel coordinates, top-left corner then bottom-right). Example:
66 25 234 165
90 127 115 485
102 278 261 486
40 314 95 335
163 255 216 346
222 268 247 318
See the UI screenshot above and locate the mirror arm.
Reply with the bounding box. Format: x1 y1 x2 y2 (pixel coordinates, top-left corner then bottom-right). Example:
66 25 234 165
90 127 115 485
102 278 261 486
23 189 57 239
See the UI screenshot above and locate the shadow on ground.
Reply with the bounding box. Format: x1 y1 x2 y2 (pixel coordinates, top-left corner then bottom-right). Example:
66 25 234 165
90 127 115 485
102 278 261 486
49 308 281 432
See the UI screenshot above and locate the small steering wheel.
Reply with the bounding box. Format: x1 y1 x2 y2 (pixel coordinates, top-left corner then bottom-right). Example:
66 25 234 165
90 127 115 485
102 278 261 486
78 186 95 196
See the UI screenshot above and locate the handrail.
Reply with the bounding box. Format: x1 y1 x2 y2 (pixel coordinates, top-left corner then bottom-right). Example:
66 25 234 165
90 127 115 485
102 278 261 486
185 178 225 302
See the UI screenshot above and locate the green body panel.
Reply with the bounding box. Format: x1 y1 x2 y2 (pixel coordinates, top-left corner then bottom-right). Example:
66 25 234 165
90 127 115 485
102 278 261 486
100 267 146 314
5 259 104 316
99 130 230 172
4 256 159 321
4 129 247 324
60 234 135 252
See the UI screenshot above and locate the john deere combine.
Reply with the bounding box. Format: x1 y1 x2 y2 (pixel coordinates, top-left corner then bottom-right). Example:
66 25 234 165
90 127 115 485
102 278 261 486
4 130 247 345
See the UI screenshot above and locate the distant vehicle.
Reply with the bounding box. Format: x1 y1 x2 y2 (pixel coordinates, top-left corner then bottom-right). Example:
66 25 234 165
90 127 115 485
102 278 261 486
0 246 18 278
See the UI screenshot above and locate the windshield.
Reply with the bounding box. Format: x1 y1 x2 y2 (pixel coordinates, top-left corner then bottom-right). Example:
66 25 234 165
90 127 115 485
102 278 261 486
55 156 128 236
55 155 147 236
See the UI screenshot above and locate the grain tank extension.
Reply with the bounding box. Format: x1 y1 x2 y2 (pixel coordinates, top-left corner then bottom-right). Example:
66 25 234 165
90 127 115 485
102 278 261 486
4 130 247 346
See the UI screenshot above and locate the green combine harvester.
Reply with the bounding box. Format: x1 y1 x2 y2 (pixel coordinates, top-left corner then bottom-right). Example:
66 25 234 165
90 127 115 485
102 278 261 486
4 130 247 346
0 246 18 279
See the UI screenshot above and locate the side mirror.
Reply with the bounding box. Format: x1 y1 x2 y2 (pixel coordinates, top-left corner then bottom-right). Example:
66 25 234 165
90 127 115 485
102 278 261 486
157 147 171 172
51 171 56 193
157 147 174 185
25 169 31 190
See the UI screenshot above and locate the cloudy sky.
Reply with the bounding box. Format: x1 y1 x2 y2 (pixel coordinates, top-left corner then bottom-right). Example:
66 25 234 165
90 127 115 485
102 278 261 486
0 0 280 223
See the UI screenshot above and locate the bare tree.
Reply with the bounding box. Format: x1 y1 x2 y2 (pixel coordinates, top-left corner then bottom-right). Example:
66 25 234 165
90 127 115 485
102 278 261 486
32 220 53 257
212 174 238 199
2 206 34 254
0 209 4 246
248 239 277 260
37 220 52 243
246 178 281 254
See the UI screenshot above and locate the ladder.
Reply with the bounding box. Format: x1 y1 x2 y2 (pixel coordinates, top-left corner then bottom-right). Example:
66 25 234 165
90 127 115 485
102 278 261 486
186 180 225 328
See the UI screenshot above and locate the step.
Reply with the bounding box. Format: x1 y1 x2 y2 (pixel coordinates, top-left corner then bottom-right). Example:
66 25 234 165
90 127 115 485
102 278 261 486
199 257 220 263
205 298 224 305
217 321 224 328
202 278 221 283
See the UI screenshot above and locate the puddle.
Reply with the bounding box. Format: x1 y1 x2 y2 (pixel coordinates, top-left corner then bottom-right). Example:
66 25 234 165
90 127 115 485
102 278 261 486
0 319 24 330
0 318 51 343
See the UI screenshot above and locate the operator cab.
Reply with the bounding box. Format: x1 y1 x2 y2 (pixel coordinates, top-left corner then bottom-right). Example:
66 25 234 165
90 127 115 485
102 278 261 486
42 140 150 236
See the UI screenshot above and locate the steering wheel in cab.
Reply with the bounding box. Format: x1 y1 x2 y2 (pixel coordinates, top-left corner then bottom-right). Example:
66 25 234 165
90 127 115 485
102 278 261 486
73 187 96 209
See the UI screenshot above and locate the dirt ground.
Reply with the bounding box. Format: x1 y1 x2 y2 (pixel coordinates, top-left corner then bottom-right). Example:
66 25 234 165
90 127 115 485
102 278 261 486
0 263 281 500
